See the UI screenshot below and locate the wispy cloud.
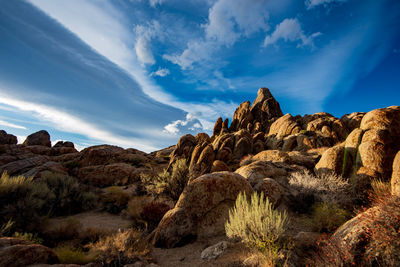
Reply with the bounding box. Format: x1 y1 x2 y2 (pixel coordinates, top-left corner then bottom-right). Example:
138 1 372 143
0 120 26 130
134 20 163 65
0 93 159 152
305 0 347 9
163 113 202 135
164 0 270 69
150 68 170 77
263 18 321 48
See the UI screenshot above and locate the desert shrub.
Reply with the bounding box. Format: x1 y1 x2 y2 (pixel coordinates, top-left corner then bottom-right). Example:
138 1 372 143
140 202 170 229
43 217 82 244
54 245 98 265
0 172 52 231
363 195 400 265
369 178 391 203
225 192 289 264
39 172 98 215
141 159 188 201
127 196 169 230
310 202 351 233
13 232 43 244
89 229 149 265
101 186 130 214
0 219 14 236
288 170 353 206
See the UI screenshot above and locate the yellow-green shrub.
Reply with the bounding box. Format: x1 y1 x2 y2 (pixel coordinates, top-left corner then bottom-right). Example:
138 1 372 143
13 232 43 244
141 159 188 201
225 192 288 262
54 245 98 265
310 202 350 233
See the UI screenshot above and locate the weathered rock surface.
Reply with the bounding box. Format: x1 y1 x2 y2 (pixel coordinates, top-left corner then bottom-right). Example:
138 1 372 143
391 151 400 196
315 145 352 177
152 172 253 248
0 237 59 267
0 130 17 145
268 114 301 138
23 130 51 147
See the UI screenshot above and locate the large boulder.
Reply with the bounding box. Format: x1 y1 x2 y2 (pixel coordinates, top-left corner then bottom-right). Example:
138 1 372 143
268 114 301 138
315 145 353 177
340 112 365 132
152 172 253 248
235 160 288 187
391 151 400 196
0 130 17 145
212 117 223 137
23 130 51 147
0 155 49 176
250 88 283 129
0 237 59 267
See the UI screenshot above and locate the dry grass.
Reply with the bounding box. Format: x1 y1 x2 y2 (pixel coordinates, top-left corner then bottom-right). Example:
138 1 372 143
54 245 99 265
89 229 150 265
288 170 353 206
309 202 350 233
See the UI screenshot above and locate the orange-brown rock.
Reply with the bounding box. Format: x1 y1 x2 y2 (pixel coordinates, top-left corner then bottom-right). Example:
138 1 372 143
211 160 230 172
153 172 253 248
235 161 288 187
315 145 353 177
212 117 223 137
391 151 400 196
268 114 301 138
340 112 366 131
253 177 285 206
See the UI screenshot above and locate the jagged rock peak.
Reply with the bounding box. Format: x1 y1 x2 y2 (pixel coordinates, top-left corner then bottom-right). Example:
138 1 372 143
251 87 274 108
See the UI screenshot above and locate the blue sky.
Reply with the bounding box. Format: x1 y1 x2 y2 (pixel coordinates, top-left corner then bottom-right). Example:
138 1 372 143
0 0 399 152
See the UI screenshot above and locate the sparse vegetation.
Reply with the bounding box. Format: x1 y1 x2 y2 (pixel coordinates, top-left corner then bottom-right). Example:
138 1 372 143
225 192 289 265
289 170 353 206
140 159 188 201
13 232 43 244
89 229 149 265
101 186 130 214
310 202 351 233
54 245 98 265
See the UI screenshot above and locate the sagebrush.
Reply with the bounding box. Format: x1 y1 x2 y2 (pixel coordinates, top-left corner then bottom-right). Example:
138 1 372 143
288 170 352 206
140 159 188 201
225 192 288 265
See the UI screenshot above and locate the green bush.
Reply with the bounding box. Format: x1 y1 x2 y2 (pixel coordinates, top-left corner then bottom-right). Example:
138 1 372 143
0 171 98 232
0 172 51 231
225 192 288 263
141 159 188 201
39 172 98 215
310 202 350 233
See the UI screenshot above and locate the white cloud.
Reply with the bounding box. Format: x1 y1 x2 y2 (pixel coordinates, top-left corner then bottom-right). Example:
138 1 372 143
0 93 159 152
263 18 321 48
305 0 347 9
134 21 163 65
16 135 27 144
0 120 26 129
164 0 270 69
163 113 203 135
149 0 164 7
28 0 239 139
150 68 170 77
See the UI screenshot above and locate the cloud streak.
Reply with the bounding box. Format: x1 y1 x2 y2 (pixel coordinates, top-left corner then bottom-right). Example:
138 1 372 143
263 18 321 48
0 120 26 130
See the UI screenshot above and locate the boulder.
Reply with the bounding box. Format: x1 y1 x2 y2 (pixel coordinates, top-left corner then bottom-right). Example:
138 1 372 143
211 160 230 172
53 141 75 148
253 150 290 163
230 101 252 132
268 114 301 138
23 130 51 147
212 117 223 137
152 172 253 248
0 237 59 267
0 130 17 145
253 178 285 206
340 112 365 131
235 160 288 187
78 145 125 167
315 145 352 177
391 151 400 196
0 155 49 176
201 241 230 261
